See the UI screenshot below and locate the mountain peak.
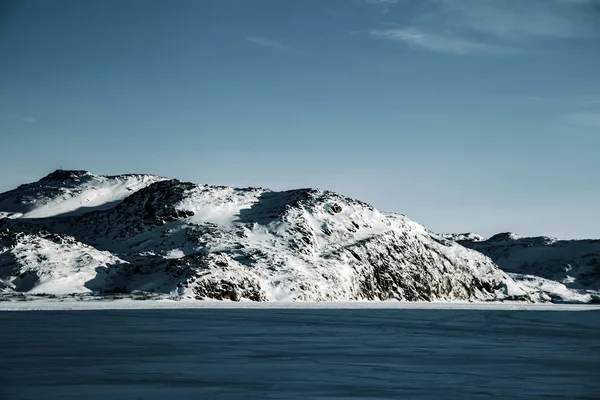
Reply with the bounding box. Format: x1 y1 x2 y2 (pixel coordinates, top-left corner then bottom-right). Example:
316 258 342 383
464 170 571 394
39 169 91 183
0 170 166 219
441 233 485 242
487 232 521 242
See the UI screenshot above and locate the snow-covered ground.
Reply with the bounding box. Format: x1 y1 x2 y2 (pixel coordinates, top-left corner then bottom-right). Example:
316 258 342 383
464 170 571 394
1 297 599 311
454 232 600 301
1 308 598 399
0 170 165 218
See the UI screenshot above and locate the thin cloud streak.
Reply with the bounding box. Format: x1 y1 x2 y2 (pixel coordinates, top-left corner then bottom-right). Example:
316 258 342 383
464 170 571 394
246 36 298 53
0 112 36 123
588 98 600 105
367 0 597 57
365 0 399 3
560 112 600 128
364 0 400 13
430 0 594 39
370 27 516 55
526 95 600 105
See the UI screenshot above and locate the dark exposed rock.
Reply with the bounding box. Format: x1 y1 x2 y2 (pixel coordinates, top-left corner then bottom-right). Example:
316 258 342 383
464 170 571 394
39 169 90 183
77 180 197 240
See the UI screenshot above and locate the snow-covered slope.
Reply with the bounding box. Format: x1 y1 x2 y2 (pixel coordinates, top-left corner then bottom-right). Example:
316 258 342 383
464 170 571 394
0 230 126 294
0 170 567 302
441 233 486 242
453 232 600 302
0 169 165 219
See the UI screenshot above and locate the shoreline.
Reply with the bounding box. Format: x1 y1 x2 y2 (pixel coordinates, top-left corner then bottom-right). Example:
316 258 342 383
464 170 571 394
2 298 599 311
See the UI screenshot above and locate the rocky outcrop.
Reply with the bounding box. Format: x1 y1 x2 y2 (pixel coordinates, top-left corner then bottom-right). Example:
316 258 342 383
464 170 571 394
77 179 197 240
0 169 165 219
327 231 515 301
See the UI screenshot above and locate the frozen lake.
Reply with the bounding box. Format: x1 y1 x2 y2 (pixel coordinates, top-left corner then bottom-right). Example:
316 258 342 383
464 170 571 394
1 308 599 399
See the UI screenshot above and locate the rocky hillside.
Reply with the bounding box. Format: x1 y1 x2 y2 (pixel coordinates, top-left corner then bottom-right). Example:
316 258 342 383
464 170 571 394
454 233 600 303
0 169 565 302
0 169 165 219
441 233 486 242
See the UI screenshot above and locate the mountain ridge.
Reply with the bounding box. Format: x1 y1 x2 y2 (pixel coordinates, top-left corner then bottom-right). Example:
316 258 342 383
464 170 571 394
453 232 600 303
1 170 597 303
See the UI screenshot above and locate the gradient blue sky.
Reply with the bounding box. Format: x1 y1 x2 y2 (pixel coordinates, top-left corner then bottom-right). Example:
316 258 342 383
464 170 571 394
1 0 599 239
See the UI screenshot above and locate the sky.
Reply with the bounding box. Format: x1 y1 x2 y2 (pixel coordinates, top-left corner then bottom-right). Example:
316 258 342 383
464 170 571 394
1 0 599 239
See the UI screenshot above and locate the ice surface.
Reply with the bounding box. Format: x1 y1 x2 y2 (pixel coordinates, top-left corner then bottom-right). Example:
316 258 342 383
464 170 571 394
1 308 598 400
2 298 600 311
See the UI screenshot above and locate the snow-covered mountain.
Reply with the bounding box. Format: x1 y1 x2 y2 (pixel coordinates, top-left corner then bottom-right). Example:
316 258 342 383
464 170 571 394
454 232 600 303
0 169 592 302
0 169 165 219
440 233 486 242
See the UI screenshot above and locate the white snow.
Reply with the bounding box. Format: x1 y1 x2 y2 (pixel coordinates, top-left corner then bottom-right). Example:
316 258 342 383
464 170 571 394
2 170 598 304
461 233 600 293
21 174 165 218
510 273 596 303
164 249 185 259
0 212 23 219
1 298 599 311
441 232 486 242
0 233 127 294
178 185 264 225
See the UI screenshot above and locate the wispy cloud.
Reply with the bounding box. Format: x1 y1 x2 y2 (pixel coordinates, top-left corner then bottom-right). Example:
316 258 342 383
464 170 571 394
587 97 600 105
560 112 600 128
370 27 515 55
364 0 401 13
527 94 600 104
246 36 298 54
557 0 594 4
368 0 597 56
365 0 399 4
427 0 595 39
0 112 36 123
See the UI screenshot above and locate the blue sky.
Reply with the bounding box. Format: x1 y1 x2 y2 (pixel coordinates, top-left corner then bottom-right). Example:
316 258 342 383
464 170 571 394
1 0 599 239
